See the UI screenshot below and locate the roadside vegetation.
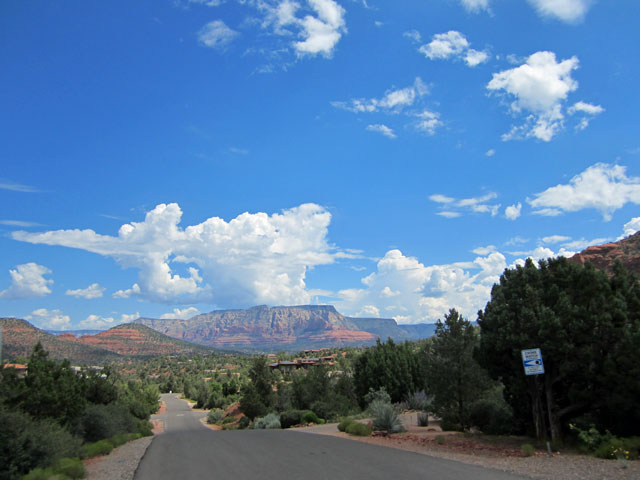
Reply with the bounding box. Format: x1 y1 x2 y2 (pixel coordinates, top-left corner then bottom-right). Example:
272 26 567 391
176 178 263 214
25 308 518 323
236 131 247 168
2 256 638 475
0 343 158 480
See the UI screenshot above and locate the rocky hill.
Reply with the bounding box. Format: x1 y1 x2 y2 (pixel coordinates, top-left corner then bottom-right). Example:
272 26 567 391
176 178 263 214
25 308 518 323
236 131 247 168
0 318 118 363
569 231 640 276
135 305 436 351
0 318 214 363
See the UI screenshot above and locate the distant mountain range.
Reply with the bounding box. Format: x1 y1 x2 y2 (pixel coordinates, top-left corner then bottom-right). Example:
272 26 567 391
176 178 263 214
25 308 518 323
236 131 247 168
0 318 214 364
134 305 437 351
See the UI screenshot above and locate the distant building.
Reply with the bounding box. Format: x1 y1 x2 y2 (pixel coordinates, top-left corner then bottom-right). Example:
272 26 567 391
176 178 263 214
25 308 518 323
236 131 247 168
3 363 27 378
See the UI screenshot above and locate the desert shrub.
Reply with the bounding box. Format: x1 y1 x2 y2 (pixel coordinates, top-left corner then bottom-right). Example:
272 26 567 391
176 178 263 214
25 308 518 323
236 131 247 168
279 410 304 429
76 404 136 442
207 409 225 425
345 422 372 437
405 391 431 411
238 416 251 430
435 435 445 445
0 406 82 480
301 410 320 424
370 400 405 434
135 418 153 437
338 417 355 432
254 413 281 429
417 411 429 427
364 387 391 407
440 417 462 432
521 444 535 457
52 458 85 479
81 440 113 459
22 468 58 480
222 416 236 424
109 432 141 448
469 398 515 435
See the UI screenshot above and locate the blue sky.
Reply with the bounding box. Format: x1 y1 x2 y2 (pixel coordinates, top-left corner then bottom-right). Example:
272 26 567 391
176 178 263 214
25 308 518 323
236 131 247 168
1 0 640 330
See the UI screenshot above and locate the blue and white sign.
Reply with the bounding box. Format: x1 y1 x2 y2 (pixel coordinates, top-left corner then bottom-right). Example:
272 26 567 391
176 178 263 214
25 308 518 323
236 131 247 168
521 348 545 375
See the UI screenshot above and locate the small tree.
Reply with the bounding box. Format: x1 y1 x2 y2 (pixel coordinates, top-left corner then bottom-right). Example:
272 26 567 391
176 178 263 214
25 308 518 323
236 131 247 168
424 309 490 430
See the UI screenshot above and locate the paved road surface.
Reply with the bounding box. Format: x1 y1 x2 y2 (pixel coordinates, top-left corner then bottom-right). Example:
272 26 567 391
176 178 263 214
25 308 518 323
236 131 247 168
135 394 527 480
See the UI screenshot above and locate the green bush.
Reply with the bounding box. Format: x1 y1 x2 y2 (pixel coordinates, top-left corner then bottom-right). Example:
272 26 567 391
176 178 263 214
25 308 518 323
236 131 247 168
370 400 405 434
22 468 57 480
338 417 355 432
440 417 462 432
81 440 113 459
76 404 136 442
222 416 236 424
52 458 85 479
108 432 142 448
0 406 82 480
254 413 281 429
207 409 225 425
435 435 445 445
345 422 372 436
135 418 154 437
364 387 391 407
521 444 536 457
238 416 251 430
279 410 304 429
417 411 429 427
469 399 515 435
301 411 320 424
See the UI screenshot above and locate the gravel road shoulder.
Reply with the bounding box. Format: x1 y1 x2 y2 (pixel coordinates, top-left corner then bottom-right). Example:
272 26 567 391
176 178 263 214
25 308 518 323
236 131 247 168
295 416 640 480
84 436 153 480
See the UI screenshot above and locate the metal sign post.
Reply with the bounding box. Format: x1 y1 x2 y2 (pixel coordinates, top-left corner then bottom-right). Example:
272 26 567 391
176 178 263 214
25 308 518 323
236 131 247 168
522 348 552 457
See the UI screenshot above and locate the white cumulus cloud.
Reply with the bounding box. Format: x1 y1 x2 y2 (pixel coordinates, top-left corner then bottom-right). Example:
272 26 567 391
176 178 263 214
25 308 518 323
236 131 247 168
460 0 490 12
366 124 396 138
527 0 594 23
13 203 336 307
25 308 71 330
0 263 53 300
419 31 489 67
488 51 582 141
161 307 201 319
619 217 640 239
528 163 640 220
79 313 140 329
65 283 105 299
505 202 522 220
332 77 428 113
198 20 238 50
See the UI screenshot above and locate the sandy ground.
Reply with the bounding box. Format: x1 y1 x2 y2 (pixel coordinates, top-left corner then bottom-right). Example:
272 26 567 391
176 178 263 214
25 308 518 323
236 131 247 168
295 413 640 480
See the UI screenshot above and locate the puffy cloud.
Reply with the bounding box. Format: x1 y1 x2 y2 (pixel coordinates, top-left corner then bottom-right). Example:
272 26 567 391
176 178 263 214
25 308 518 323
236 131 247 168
332 77 429 113
472 245 496 255
568 101 604 131
65 283 105 299
505 202 522 220
419 31 489 67
25 308 71 330
527 0 594 23
366 124 396 139
293 0 346 57
528 163 640 220
619 217 640 239
488 51 580 141
78 313 140 329
161 307 201 319
198 20 238 50
336 249 508 323
0 263 52 300
541 235 571 244
460 0 490 12
430 192 500 218
485 149 496 157
13 203 335 307
414 110 443 135
403 30 421 43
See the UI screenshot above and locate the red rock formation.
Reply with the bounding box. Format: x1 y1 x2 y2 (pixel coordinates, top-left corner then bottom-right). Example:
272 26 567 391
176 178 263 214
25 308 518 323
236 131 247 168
569 231 640 276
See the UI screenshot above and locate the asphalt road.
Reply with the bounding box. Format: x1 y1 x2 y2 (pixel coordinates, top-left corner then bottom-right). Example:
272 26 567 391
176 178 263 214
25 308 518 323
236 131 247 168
135 394 527 480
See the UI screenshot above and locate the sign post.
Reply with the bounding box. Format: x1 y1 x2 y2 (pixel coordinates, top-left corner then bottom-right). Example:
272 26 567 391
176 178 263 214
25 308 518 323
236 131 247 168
521 348 552 457
521 348 544 376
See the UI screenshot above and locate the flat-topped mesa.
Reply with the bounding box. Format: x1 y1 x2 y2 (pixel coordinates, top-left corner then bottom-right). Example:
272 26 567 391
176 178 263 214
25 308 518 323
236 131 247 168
134 305 436 351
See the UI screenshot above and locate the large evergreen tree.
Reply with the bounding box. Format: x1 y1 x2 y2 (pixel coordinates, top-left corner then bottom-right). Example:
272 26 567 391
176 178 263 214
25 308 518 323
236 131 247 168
477 257 640 440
